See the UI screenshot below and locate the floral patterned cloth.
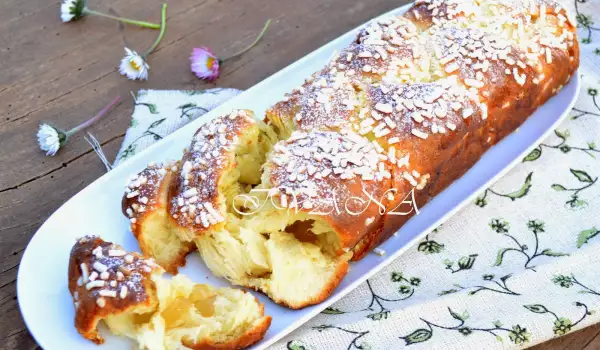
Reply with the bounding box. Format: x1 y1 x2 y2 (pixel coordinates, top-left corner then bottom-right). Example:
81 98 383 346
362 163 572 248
113 0 600 348
114 88 241 166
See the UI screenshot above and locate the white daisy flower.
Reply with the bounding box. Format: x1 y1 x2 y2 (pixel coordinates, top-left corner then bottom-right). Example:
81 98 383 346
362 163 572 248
37 124 66 156
119 48 149 80
59 0 160 28
60 0 85 23
36 96 121 156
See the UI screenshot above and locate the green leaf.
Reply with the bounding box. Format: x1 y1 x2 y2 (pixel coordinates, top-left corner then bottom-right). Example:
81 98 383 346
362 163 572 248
367 311 390 321
493 320 504 328
138 102 158 114
494 248 511 266
356 342 372 350
551 184 567 191
312 325 331 332
554 129 569 140
458 254 478 270
391 272 404 282
178 103 197 109
570 169 593 183
540 249 569 257
449 308 465 321
504 172 533 200
287 341 307 350
523 147 541 162
321 308 345 315
576 227 600 248
499 274 512 283
149 118 166 129
524 304 549 314
438 289 459 296
461 310 470 320
183 90 205 95
401 329 432 345
496 335 504 343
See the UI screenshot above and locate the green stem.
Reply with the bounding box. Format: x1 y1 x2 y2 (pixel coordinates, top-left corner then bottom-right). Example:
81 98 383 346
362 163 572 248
221 19 271 61
142 4 168 58
66 96 121 137
83 8 160 29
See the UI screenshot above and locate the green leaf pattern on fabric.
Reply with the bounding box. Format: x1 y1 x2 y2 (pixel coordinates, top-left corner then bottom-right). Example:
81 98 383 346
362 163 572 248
475 172 533 207
399 308 532 346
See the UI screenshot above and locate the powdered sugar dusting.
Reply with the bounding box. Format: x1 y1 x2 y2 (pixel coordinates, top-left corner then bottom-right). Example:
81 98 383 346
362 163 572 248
69 236 161 310
170 110 256 231
266 131 392 216
123 162 176 224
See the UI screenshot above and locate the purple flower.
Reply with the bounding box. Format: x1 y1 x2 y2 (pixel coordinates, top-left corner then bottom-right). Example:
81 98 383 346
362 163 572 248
190 47 221 81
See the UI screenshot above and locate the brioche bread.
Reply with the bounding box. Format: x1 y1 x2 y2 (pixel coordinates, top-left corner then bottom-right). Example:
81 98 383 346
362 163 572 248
123 0 578 308
122 162 195 274
68 236 271 349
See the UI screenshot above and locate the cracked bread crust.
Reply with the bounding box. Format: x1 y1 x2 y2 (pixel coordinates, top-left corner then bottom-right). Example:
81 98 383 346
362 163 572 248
265 0 578 261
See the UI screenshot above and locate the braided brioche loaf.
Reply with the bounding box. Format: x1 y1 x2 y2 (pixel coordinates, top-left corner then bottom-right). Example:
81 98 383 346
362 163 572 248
123 0 578 310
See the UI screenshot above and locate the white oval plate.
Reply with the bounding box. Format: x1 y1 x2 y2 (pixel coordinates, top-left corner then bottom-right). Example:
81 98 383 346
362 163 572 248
18 3 580 349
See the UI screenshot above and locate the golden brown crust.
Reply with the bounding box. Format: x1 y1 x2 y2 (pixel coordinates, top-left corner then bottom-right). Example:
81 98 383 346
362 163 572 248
183 302 272 350
168 109 258 240
68 236 162 344
264 131 392 254
265 15 426 138
369 0 580 252
294 0 579 260
122 162 196 274
69 237 272 348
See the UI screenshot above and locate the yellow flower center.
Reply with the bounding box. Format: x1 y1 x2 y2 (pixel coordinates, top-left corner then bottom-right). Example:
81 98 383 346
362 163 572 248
129 58 142 71
206 56 215 69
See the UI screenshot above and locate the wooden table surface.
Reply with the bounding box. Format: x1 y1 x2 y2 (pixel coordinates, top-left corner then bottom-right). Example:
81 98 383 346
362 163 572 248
0 0 598 348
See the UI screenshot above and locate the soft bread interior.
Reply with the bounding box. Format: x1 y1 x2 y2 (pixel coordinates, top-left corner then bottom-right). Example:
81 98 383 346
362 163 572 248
103 270 162 340
195 127 350 309
104 274 269 349
138 207 195 275
124 166 196 274
196 209 349 308
221 122 276 218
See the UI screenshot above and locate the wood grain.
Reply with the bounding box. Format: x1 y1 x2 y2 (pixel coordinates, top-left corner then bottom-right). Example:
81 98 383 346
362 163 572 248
0 0 596 349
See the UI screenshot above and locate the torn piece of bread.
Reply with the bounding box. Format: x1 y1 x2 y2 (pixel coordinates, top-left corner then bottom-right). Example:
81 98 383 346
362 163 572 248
122 162 195 274
168 109 277 242
68 236 271 349
68 236 162 345
196 130 391 308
